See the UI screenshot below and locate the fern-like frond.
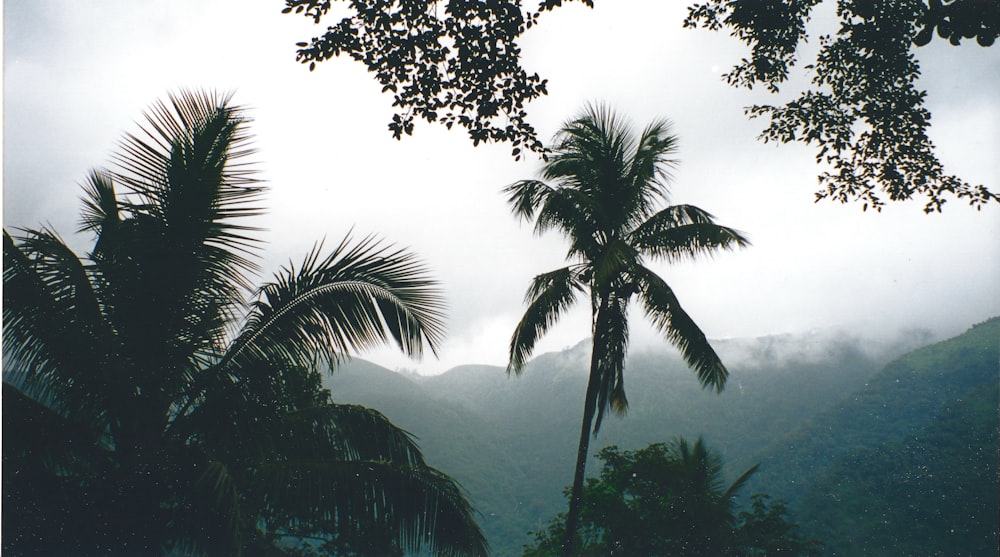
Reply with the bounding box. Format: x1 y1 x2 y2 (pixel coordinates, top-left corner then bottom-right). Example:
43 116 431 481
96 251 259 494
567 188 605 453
3 229 114 429
630 204 750 262
625 117 678 211
591 292 630 434
503 179 553 222
635 265 728 392
78 169 121 236
258 460 489 557
508 266 585 374
279 402 427 466
226 234 445 371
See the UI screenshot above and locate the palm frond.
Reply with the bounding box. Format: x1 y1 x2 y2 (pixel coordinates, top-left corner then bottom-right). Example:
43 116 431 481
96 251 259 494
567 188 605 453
534 186 602 253
546 103 672 233
85 90 267 402
78 169 120 236
115 90 259 194
2 382 112 472
258 460 489 557
226 234 446 371
589 238 640 291
505 177 601 261
625 117 679 214
167 359 290 457
591 292 630 434
638 204 718 227
503 179 553 222
671 436 726 494
634 265 728 392
7 89 481 557
2 382 117 556
162 455 244 556
721 463 760 502
508 266 584 374
172 363 451 553
279 402 428 466
3 229 115 427
630 206 751 262
546 103 635 191
110 87 264 279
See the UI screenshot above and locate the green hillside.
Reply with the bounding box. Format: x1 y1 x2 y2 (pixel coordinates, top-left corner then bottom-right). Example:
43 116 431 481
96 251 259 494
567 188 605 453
322 321 998 555
782 318 1000 555
749 318 999 507
325 330 919 555
799 382 998 556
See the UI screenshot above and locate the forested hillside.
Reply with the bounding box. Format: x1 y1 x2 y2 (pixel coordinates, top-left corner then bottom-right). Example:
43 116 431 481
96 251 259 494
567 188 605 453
324 329 931 555
748 318 999 505
780 318 1000 556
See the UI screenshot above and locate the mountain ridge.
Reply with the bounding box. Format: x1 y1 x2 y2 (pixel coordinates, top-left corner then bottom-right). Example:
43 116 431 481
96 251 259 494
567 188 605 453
324 324 953 555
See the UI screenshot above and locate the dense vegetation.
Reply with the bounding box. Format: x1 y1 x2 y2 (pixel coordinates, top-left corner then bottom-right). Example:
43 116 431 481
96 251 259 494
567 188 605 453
748 317 1000 510
4 2 997 553
11 204 988 555
522 439 821 556
790 317 1000 556
2 91 486 557
799 382 997 556
324 328 953 555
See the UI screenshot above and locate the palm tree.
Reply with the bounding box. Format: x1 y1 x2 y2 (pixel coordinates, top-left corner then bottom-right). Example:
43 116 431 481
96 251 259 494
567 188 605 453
505 104 750 556
524 439 760 556
649 438 759 556
2 89 488 556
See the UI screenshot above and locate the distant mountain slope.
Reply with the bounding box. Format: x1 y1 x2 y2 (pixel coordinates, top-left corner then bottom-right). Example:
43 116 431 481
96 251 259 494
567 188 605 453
749 318 999 504
748 318 1000 555
800 382 998 556
325 329 921 555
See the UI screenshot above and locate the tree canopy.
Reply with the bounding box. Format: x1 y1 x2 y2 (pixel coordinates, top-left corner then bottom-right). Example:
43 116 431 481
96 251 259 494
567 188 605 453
684 0 999 212
2 89 487 557
282 0 998 210
282 0 590 156
522 439 822 556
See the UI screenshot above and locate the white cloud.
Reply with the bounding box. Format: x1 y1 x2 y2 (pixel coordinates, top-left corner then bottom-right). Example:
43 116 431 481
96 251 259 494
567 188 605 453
4 0 998 375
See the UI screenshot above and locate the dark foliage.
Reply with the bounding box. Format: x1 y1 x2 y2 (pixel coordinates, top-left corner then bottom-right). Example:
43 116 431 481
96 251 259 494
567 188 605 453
283 0 591 158
324 320 996 555
798 383 998 556
281 0 997 211
684 0 999 212
522 440 821 556
326 329 919 555
2 90 487 557
748 317 1000 514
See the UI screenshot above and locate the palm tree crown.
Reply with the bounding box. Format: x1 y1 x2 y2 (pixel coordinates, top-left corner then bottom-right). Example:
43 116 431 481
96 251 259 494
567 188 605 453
505 103 750 555
3 90 486 556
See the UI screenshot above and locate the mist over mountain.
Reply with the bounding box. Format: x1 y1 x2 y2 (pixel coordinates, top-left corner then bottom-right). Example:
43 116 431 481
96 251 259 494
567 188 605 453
761 318 1000 555
322 323 996 556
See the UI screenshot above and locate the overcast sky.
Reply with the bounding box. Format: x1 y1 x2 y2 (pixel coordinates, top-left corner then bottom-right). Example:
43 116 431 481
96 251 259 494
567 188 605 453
4 1 999 374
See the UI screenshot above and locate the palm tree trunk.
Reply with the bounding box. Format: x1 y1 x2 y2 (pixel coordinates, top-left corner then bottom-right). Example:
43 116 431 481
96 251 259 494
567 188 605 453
560 361 601 557
560 293 609 556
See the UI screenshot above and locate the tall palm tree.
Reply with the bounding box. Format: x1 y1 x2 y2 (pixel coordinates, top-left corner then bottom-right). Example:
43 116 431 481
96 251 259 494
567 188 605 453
505 104 750 556
3 89 488 557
